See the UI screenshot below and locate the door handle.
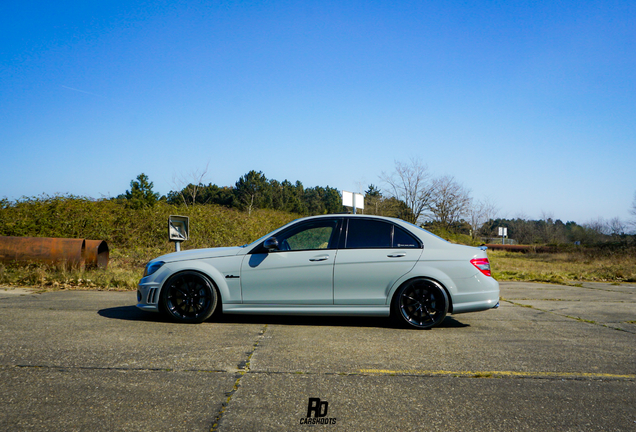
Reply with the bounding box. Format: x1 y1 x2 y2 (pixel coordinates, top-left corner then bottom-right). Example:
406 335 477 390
309 255 329 262
387 253 406 258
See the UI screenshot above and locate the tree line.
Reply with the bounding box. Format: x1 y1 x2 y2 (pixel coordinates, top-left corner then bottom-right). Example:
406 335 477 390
482 217 631 245
7 159 630 247
119 171 344 216
112 161 636 246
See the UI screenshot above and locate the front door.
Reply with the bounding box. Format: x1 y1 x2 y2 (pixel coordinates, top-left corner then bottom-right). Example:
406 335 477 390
240 218 341 304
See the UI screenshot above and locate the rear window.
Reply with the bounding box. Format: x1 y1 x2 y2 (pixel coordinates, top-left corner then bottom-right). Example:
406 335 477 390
344 219 421 249
393 226 420 248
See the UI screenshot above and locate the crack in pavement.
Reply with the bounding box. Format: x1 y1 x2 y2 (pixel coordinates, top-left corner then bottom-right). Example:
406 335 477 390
209 324 268 432
501 298 636 333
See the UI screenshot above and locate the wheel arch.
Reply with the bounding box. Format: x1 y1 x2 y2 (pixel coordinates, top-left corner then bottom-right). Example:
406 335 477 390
158 266 227 311
388 274 455 314
157 269 223 323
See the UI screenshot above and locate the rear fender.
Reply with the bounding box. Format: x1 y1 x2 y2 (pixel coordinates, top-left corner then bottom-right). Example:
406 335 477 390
387 265 457 313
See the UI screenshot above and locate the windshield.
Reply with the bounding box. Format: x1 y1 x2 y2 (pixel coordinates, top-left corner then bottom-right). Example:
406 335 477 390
240 218 302 248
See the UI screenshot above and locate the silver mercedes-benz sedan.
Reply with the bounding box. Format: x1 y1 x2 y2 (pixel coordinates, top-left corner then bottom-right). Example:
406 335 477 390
137 214 499 329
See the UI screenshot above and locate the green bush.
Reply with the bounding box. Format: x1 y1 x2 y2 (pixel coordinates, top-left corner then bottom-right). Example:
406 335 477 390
0 195 297 251
0 195 298 289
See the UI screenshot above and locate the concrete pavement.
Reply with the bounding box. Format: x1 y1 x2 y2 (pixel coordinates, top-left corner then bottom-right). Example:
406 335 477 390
0 282 634 431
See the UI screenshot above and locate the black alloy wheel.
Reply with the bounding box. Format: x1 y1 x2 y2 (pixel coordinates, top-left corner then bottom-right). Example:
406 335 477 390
161 271 217 323
394 278 449 329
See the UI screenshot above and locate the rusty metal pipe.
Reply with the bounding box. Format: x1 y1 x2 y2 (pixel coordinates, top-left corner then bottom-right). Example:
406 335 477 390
485 244 557 253
84 239 109 269
0 236 85 269
0 237 110 269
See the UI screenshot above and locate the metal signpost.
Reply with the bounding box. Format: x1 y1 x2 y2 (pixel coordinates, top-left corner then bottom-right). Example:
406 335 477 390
498 227 508 245
169 215 189 252
342 191 364 214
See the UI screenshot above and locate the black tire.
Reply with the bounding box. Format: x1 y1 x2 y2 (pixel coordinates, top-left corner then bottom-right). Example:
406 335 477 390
160 271 218 323
392 278 449 329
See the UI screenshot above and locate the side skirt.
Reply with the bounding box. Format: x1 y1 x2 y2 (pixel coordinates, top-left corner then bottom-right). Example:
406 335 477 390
222 304 390 317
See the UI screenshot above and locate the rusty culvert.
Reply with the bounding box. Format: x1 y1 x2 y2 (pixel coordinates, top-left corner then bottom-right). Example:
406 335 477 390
0 236 109 269
484 244 557 253
84 239 109 269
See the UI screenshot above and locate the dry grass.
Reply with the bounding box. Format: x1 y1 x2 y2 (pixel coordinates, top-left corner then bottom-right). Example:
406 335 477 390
0 255 143 291
489 249 636 284
5 248 635 292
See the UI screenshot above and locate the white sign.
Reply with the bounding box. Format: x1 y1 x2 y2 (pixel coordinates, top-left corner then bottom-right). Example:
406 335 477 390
342 191 364 209
498 227 508 236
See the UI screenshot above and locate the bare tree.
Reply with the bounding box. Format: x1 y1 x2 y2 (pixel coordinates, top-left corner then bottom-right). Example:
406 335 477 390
427 175 472 228
585 217 608 236
608 217 626 235
171 162 210 207
380 158 432 223
467 197 499 239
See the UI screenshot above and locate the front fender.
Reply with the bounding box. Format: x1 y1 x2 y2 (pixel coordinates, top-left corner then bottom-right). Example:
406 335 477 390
158 256 243 304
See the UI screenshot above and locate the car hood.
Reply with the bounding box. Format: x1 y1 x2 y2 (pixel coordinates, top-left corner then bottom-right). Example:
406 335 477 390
156 246 244 263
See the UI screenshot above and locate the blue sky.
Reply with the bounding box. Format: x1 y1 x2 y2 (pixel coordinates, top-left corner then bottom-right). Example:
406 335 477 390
1 0 634 225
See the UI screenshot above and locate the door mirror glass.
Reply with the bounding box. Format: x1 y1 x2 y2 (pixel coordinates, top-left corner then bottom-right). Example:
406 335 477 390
263 237 279 251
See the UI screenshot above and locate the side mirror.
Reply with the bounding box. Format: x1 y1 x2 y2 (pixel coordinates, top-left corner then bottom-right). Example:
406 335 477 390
263 237 279 251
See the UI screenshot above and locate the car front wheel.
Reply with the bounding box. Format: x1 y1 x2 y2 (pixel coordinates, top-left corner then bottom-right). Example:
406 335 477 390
393 278 449 329
160 271 218 323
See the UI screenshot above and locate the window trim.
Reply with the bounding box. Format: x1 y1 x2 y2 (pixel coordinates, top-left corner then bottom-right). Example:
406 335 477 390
341 217 422 250
250 218 343 254
392 225 423 249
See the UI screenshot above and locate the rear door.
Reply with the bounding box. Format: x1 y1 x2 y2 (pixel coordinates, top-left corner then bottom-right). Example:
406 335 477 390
333 218 422 305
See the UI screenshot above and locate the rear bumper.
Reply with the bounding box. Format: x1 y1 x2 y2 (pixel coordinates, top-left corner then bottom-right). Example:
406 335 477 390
450 275 500 314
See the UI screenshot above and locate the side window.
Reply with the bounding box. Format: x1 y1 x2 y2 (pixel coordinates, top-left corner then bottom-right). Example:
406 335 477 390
277 220 339 251
345 219 392 249
393 226 421 248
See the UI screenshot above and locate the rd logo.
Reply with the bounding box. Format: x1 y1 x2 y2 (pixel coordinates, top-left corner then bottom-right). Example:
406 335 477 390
300 397 336 425
307 397 329 418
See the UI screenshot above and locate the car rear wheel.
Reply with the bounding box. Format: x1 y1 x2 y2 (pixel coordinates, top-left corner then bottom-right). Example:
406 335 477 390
160 271 218 323
393 278 448 329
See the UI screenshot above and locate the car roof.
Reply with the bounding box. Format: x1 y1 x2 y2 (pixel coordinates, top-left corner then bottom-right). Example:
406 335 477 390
295 214 449 243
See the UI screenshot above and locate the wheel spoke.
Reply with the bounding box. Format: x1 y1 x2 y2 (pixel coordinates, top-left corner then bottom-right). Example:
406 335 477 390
422 305 434 321
403 294 418 302
397 280 447 329
163 274 216 321
193 300 205 313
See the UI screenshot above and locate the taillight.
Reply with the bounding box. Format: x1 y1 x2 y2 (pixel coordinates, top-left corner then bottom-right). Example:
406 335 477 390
470 258 491 277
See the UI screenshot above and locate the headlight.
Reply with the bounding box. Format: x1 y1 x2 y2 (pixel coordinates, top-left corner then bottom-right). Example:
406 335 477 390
143 261 165 277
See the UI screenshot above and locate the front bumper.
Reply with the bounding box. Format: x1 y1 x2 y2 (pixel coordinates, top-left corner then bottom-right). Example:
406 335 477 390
136 280 161 312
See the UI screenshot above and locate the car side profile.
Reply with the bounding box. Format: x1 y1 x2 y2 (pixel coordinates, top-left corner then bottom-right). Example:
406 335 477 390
137 214 499 329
